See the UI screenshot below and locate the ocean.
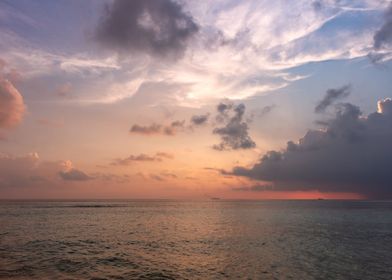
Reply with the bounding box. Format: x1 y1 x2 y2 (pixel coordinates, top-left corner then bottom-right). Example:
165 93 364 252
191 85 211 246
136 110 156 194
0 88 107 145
0 200 391 279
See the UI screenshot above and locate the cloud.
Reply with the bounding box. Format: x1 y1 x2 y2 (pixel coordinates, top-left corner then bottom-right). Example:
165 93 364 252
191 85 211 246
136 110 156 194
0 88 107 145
1 1 383 106
312 1 324 11
95 0 198 59
378 97 392 114
190 113 209 126
232 184 274 192
150 172 177 181
135 171 177 182
112 152 174 166
213 101 256 151
130 120 185 136
59 169 93 181
0 77 25 129
373 3 392 50
130 123 162 135
0 58 22 83
0 153 39 188
0 153 94 189
315 84 351 113
230 98 392 199
56 82 72 98
90 172 130 184
259 105 275 117
155 152 174 159
0 153 87 189
247 105 276 122
36 119 64 127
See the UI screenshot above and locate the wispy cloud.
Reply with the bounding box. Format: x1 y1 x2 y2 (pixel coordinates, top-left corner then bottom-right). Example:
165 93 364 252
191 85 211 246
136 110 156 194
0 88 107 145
315 84 351 113
130 120 185 136
1 0 385 105
112 152 174 166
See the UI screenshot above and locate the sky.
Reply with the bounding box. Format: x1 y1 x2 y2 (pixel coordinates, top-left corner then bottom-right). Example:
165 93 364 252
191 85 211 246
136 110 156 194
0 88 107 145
1 0 392 199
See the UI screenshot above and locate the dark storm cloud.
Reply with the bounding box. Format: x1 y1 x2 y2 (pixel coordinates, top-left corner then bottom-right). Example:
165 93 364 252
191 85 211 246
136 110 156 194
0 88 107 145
59 169 93 181
130 121 185 136
315 85 351 113
190 113 209 125
213 101 256 151
112 152 173 166
95 0 198 58
230 98 392 199
373 3 392 50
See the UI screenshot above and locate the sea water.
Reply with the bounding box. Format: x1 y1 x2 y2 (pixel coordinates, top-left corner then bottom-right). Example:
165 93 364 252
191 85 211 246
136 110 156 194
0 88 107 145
0 200 391 279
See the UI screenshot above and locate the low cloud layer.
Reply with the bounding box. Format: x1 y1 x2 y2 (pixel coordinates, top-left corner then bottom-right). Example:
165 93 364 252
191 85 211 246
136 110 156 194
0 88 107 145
231 98 392 199
0 153 93 188
95 0 198 58
112 152 173 166
213 102 256 151
315 85 351 113
130 121 185 136
59 169 93 181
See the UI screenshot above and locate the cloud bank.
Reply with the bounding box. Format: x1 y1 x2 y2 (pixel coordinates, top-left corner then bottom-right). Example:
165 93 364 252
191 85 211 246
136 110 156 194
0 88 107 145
59 169 93 181
0 153 93 188
231 98 392 199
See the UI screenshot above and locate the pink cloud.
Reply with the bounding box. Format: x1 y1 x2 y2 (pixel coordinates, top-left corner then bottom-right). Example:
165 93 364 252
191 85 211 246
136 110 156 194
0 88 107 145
0 79 25 129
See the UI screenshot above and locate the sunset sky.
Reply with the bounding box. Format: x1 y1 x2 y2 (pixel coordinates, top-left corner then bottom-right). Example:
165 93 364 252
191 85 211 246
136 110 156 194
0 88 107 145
1 0 392 199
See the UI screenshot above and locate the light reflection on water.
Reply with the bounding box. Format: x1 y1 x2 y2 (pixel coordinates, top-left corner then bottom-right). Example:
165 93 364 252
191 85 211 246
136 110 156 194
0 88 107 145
0 200 391 279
